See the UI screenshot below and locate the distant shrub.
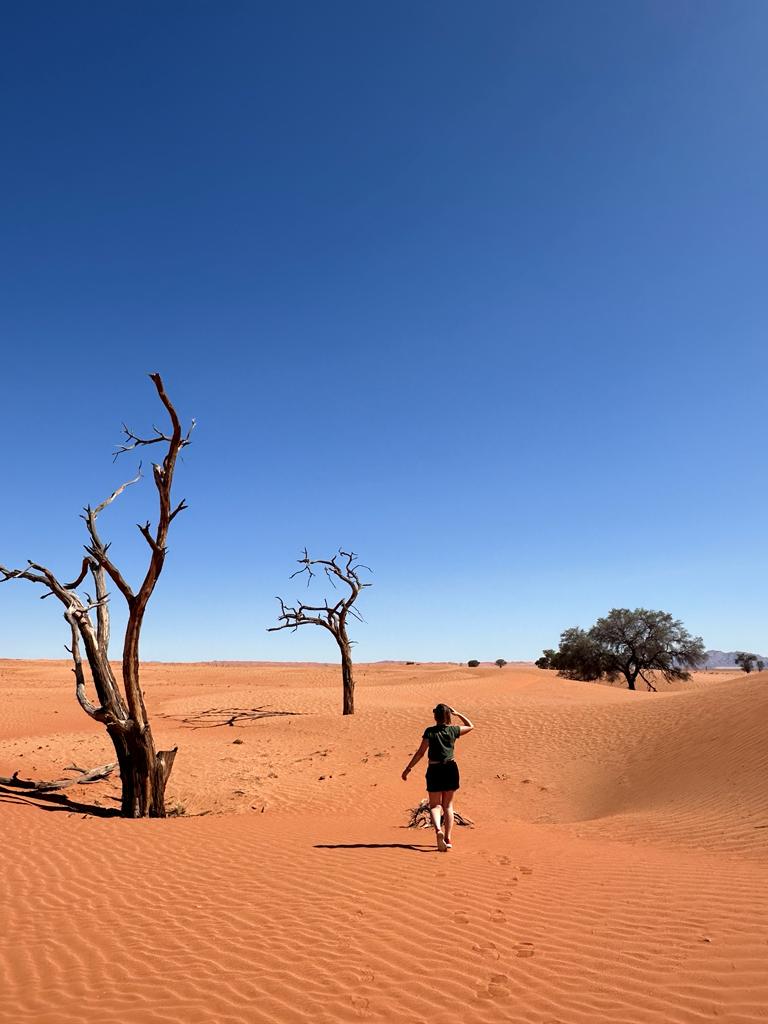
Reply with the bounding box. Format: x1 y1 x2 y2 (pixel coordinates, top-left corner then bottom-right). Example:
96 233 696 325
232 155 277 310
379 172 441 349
735 652 758 673
467 660 480 668
495 659 507 669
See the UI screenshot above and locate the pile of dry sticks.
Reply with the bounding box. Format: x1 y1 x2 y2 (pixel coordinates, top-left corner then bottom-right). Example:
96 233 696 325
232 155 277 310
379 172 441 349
406 799 474 829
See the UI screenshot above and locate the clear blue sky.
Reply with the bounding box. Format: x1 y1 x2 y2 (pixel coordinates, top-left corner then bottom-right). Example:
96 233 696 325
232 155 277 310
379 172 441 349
1 2 767 662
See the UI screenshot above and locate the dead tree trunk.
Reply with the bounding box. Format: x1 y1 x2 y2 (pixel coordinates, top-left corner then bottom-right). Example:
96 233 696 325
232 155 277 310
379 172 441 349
1 374 193 818
269 549 371 716
339 639 354 716
109 722 178 817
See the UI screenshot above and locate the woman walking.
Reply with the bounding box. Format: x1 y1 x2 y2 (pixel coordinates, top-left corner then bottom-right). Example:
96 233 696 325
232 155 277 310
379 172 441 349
401 703 474 852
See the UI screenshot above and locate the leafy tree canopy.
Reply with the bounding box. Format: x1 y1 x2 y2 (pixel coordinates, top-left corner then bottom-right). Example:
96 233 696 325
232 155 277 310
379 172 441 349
536 608 705 691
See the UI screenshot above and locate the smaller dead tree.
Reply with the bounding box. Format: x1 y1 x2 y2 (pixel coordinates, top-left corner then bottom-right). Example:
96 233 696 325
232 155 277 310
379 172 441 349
268 549 371 715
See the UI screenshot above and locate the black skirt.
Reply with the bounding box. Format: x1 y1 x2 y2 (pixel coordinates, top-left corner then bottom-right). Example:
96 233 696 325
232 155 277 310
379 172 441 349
426 759 460 793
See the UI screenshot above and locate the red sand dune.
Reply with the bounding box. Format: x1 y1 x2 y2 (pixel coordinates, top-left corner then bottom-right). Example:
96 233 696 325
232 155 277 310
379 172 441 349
1 660 767 1023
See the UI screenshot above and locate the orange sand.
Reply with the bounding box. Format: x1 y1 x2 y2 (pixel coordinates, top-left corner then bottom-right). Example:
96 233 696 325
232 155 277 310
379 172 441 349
1 660 767 1023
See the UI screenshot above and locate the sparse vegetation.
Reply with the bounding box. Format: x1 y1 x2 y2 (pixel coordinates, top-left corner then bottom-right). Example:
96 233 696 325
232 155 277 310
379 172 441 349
537 608 706 691
495 659 507 668
467 660 480 668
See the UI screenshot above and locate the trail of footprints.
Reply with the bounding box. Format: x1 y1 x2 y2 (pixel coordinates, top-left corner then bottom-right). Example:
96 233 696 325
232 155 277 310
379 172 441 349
346 861 537 1016
457 863 537 1001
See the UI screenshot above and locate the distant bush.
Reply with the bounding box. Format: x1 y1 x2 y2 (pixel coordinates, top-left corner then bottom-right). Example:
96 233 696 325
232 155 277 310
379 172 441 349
495 659 507 669
467 660 480 668
735 652 758 673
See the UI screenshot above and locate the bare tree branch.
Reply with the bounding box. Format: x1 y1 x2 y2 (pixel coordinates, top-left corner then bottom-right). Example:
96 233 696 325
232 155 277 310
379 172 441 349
114 417 195 460
94 465 143 514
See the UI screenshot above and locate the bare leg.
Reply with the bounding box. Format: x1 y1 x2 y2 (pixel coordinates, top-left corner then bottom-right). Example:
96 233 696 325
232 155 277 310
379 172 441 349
428 792 442 832
428 792 445 849
441 790 455 847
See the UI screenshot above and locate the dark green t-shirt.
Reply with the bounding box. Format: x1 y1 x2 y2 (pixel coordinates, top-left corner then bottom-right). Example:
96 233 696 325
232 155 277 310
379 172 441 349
422 724 461 763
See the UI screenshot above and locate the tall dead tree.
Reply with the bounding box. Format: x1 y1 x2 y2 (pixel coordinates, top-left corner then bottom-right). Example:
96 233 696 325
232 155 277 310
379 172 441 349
0 374 193 818
269 549 371 715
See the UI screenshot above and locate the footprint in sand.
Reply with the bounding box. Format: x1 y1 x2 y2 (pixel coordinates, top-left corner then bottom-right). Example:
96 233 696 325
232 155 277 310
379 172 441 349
490 909 506 923
487 973 510 998
492 854 512 867
351 995 370 1017
453 912 470 925
519 866 533 875
472 940 500 960
515 942 535 958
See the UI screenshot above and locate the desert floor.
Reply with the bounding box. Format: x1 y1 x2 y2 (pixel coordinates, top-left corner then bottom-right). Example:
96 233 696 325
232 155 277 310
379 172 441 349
1 660 767 1024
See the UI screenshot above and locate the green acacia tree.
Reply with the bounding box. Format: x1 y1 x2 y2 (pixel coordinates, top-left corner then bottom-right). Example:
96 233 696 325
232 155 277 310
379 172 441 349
537 609 705 692
590 609 705 691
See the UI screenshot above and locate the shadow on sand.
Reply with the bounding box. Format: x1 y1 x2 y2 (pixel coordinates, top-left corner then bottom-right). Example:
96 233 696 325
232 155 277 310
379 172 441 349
160 707 302 729
314 842 436 853
0 785 120 818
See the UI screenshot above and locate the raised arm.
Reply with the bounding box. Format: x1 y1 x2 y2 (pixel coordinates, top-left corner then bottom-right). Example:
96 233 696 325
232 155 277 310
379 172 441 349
448 707 474 735
401 738 428 781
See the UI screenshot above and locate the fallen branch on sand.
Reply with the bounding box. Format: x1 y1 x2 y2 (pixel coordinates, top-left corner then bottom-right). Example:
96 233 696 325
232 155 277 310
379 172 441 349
406 800 474 829
161 707 300 729
0 762 116 792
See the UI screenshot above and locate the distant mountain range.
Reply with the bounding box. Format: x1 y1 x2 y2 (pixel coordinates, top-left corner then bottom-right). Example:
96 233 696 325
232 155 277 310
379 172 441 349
703 650 768 669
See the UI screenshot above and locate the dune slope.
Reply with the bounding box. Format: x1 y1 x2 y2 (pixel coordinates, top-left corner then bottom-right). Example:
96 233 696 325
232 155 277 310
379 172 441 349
1 660 767 1024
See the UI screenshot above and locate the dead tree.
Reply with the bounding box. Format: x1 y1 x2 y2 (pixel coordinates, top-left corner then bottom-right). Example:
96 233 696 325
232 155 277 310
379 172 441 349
269 549 371 715
0 373 193 818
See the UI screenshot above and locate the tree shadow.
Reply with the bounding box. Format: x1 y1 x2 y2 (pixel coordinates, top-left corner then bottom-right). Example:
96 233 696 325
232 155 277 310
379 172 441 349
160 707 302 729
314 842 436 853
0 785 120 817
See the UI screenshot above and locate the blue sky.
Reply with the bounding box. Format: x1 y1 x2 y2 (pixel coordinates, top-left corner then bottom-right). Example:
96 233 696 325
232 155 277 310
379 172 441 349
1 1 767 662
